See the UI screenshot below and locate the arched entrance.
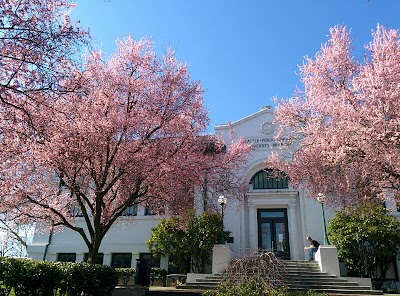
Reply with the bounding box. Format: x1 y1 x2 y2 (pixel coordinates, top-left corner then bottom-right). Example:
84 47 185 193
249 169 291 259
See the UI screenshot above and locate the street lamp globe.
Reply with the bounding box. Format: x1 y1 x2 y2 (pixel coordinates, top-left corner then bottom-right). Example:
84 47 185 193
317 193 325 203
218 195 227 206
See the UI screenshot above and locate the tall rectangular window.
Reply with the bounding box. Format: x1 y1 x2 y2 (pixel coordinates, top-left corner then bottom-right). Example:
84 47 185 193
144 204 155 216
111 253 132 268
69 204 83 217
57 253 76 262
122 205 138 216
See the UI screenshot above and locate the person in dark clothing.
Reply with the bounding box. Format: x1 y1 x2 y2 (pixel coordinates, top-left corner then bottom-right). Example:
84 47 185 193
304 236 320 260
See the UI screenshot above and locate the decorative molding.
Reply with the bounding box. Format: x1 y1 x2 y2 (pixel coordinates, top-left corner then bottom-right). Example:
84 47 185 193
246 189 299 198
260 121 275 135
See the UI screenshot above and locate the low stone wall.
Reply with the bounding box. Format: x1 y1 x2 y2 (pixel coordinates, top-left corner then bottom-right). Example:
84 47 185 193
112 285 147 296
212 244 234 274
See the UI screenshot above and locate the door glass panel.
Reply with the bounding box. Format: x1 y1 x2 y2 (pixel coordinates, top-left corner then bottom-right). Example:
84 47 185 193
275 222 286 252
260 211 284 218
260 222 272 250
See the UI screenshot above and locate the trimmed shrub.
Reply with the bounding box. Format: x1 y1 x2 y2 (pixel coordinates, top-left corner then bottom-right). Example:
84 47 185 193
62 262 118 296
150 267 167 286
0 258 118 296
115 268 136 285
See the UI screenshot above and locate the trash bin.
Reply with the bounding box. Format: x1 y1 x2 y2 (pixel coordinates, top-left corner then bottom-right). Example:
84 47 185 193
135 258 151 286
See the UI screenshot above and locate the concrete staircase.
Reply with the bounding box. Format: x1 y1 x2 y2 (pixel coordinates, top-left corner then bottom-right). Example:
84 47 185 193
175 273 221 292
283 260 383 295
175 260 383 295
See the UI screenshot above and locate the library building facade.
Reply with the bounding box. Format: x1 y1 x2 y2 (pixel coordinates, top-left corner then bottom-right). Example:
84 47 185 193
27 106 400 282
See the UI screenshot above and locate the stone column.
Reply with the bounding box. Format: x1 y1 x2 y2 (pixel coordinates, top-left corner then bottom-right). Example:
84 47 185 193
288 201 300 260
247 201 258 251
103 253 112 266
76 253 84 263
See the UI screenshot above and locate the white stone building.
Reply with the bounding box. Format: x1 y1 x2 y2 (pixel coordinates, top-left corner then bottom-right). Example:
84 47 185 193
27 106 400 281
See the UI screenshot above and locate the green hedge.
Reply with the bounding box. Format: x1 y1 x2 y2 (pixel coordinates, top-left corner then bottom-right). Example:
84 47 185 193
150 267 167 286
114 268 136 285
0 258 118 296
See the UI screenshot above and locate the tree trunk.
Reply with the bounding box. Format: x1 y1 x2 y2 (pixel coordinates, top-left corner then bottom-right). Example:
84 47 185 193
87 239 102 264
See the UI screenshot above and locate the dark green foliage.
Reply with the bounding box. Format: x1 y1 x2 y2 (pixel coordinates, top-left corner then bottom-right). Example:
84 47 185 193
115 268 136 285
0 257 118 296
0 258 62 296
62 262 118 296
203 280 267 296
328 203 400 289
150 267 167 286
203 282 328 296
148 214 190 274
147 210 222 273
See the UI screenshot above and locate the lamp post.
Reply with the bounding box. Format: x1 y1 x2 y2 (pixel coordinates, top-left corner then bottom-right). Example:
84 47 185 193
218 195 227 244
317 193 329 245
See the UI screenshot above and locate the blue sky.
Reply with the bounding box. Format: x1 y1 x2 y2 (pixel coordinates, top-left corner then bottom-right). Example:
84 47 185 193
71 0 400 130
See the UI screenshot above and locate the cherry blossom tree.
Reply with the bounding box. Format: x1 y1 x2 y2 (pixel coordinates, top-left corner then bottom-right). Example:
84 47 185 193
0 0 88 258
0 0 88 128
0 217 33 257
0 0 89 258
1 37 250 263
269 25 400 207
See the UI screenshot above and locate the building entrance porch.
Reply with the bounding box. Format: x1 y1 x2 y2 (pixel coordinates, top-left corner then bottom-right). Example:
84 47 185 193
258 209 290 259
247 190 302 260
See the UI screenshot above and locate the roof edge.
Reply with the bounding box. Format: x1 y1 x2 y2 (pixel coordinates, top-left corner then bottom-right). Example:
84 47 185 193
214 106 274 130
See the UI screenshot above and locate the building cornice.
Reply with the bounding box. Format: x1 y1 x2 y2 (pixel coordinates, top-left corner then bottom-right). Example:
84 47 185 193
246 189 298 198
214 106 273 131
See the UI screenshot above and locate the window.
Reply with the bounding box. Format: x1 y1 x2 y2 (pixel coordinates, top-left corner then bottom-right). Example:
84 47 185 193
122 205 138 216
57 253 76 262
250 169 289 189
83 253 104 264
144 204 155 216
111 253 132 268
69 204 83 217
139 253 160 268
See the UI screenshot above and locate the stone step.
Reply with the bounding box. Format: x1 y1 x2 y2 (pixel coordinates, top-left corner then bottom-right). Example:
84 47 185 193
176 284 382 296
283 262 320 266
180 259 382 296
176 284 218 290
292 288 383 295
288 281 354 287
284 260 320 263
190 278 362 286
287 271 334 275
288 284 372 290
288 281 360 286
287 274 340 279
208 279 361 287
284 264 320 268
146 289 204 296
286 267 321 271
204 275 223 279
196 278 221 283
